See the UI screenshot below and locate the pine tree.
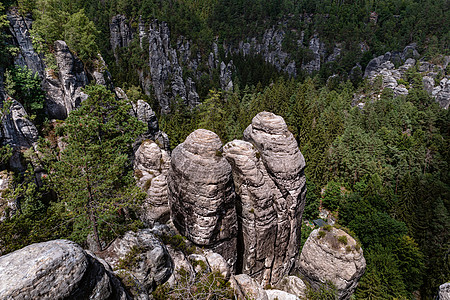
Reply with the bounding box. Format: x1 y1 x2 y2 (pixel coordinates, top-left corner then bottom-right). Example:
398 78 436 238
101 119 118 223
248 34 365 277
43 85 146 250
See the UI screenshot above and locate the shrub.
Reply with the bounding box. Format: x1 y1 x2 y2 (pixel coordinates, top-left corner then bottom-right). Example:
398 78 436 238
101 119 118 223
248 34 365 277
318 230 326 238
338 235 348 245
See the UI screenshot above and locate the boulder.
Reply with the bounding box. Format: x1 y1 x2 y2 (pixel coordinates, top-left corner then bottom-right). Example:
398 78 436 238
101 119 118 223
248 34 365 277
99 229 173 294
439 282 450 300
231 274 268 300
168 129 238 267
242 112 306 283
0 239 129 299
134 140 171 225
204 251 231 281
265 289 300 300
298 227 366 300
274 276 308 299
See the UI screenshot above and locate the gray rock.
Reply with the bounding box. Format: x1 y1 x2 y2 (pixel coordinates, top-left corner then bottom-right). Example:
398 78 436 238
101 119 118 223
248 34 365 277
274 276 307 299
231 274 269 300
220 61 234 92
223 140 278 285
0 239 130 300
423 76 435 94
110 15 133 62
434 77 450 109
44 40 89 119
99 229 173 293
0 171 15 224
204 251 231 281
165 245 195 287
439 282 450 300
168 129 237 267
265 289 300 300
302 34 326 74
134 140 171 225
298 227 366 300
7 10 45 78
242 112 306 284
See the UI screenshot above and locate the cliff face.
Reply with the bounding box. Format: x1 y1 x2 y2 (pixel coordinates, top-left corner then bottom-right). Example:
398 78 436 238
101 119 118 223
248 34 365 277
7 10 112 120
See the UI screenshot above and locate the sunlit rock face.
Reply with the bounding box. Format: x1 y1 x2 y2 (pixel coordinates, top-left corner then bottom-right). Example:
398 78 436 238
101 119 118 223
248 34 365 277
223 111 306 285
168 129 237 267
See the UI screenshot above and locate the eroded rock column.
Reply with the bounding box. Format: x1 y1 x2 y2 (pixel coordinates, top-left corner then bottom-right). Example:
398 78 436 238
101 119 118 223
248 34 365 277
168 129 237 266
224 112 306 285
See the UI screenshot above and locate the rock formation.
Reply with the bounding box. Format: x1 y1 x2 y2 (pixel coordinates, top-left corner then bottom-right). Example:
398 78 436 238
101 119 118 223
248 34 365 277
168 129 237 266
110 14 133 62
43 40 89 119
298 227 366 300
231 274 269 300
0 239 130 299
99 229 173 295
134 140 171 225
0 171 15 225
274 276 308 299
235 111 306 284
439 282 450 300
360 44 449 108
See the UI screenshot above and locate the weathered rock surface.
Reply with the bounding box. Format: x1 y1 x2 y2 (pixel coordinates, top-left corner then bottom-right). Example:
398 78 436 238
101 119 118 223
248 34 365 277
0 239 130 300
43 40 89 119
99 229 173 294
439 282 450 300
265 289 300 300
274 276 308 299
230 274 269 300
302 34 326 74
0 171 15 225
136 20 200 112
298 227 366 300
134 140 171 225
236 112 306 284
7 10 45 78
110 15 133 62
168 129 237 267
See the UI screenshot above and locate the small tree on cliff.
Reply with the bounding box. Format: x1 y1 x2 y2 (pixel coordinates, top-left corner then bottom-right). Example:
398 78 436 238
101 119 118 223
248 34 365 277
44 85 145 250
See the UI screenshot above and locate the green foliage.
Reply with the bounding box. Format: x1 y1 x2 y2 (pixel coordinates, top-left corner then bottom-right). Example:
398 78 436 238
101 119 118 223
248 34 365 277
158 233 196 255
305 280 338 300
152 267 234 300
115 245 145 271
4 66 46 122
40 84 146 250
337 235 348 245
32 1 99 61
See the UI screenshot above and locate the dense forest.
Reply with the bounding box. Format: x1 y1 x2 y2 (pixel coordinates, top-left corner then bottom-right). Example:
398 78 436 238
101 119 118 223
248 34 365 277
0 0 449 299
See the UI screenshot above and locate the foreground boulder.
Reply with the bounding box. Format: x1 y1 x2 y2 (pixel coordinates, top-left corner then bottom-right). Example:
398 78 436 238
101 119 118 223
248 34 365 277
0 239 129 299
298 227 366 300
98 229 173 295
168 129 238 267
225 112 306 284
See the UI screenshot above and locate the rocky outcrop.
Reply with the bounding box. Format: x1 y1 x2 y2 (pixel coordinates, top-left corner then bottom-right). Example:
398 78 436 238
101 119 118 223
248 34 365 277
0 171 15 224
265 289 300 300
298 227 366 300
134 140 171 225
301 34 326 74
0 239 130 299
6 10 45 78
233 112 306 284
362 47 449 108
439 282 450 300
274 276 308 299
220 61 234 91
110 15 133 62
168 129 237 266
99 229 173 295
43 40 89 119
136 20 200 112
230 274 269 300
